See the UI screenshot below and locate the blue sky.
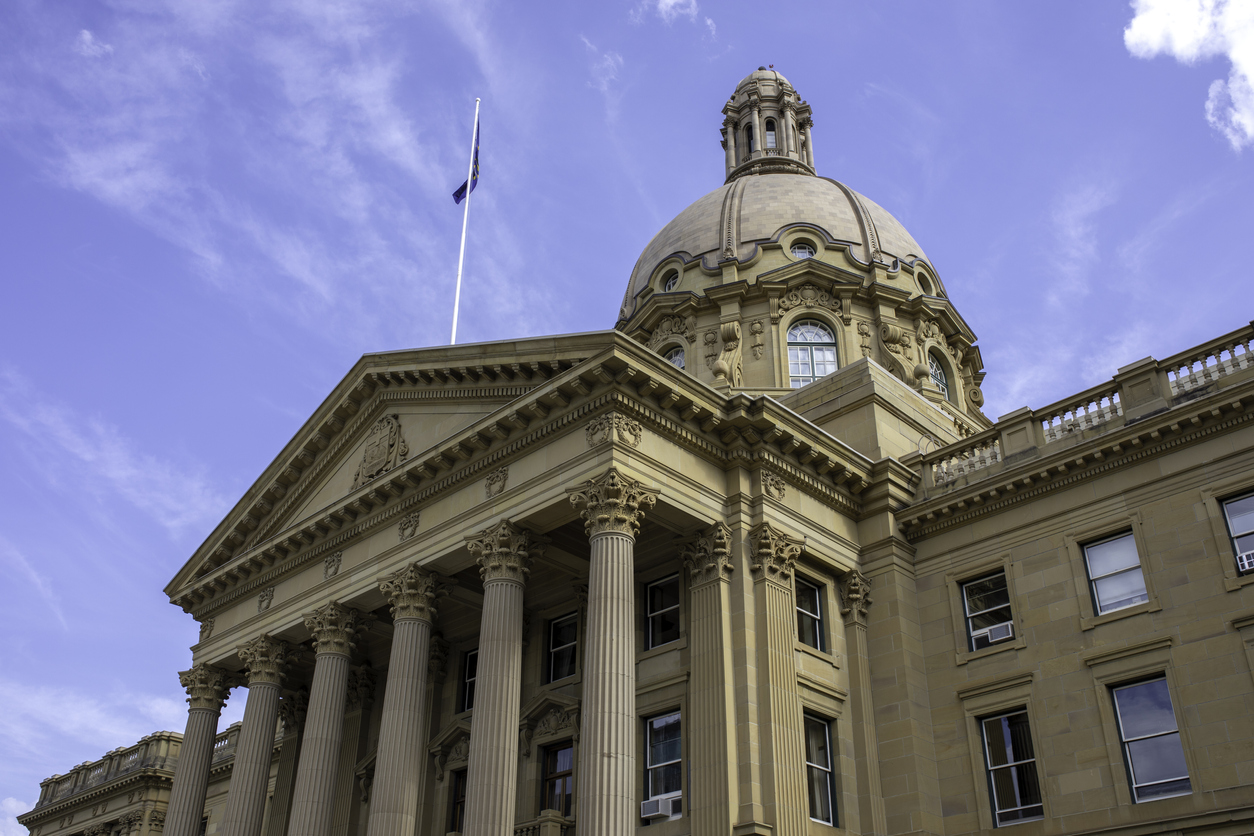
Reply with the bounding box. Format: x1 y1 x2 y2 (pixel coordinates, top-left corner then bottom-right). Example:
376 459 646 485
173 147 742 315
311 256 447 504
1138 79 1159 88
1 0 1251 828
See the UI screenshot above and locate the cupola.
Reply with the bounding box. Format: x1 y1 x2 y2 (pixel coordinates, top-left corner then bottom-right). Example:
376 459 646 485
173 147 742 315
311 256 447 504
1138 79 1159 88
721 67 815 181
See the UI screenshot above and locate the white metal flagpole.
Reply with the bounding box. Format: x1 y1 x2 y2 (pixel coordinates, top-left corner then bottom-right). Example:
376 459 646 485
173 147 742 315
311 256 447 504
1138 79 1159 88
450 98 481 345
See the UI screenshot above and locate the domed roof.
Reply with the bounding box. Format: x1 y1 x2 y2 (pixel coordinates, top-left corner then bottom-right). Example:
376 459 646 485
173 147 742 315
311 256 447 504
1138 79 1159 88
736 66 791 90
621 174 929 323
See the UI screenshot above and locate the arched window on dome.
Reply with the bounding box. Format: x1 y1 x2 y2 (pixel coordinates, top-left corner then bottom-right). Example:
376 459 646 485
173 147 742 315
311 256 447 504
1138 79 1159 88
745 124 755 153
765 119 777 149
928 352 951 401
661 270 679 292
665 347 685 370
787 320 839 388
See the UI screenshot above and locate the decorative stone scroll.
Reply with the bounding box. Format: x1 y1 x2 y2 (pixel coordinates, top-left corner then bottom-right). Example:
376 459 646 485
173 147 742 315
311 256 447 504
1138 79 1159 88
839 571 873 625
567 467 659 538
237 635 290 686
857 320 873 358
749 522 802 582
712 320 744 387
779 283 841 316
485 466 509 498
398 511 420 542
302 601 373 657
352 414 409 489
178 663 234 711
646 314 697 350
681 522 734 583
378 563 450 623
763 473 787 500
466 520 545 584
323 551 343 580
585 412 643 449
257 587 274 613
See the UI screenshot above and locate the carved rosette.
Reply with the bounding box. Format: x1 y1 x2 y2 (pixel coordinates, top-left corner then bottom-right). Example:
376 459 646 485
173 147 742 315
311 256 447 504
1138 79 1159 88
346 663 376 711
465 520 545 585
378 563 450 623
585 412 643 448
178 663 234 711
237 635 290 686
302 601 373 657
567 467 659 538
749 522 803 582
839 571 873 626
681 522 734 584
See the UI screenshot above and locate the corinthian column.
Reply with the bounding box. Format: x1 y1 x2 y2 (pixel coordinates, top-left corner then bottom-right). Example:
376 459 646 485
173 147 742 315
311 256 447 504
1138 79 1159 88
221 637 289 836
166 664 234 836
365 564 449 836
462 521 543 835
568 468 658 836
286 602 373 836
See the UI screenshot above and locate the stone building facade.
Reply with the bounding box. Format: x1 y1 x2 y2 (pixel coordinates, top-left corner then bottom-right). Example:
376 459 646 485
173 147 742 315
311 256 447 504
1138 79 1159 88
21 68 1254 836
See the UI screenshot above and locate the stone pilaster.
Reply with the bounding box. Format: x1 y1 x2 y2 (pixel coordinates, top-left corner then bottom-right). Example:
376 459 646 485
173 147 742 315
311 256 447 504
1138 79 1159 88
840 570 886 836
263 689 308 836
568 468 658 836
681 523 738 836
221 636 289 836
286 602 372 836
166 664 234 836
366 564 449 836
749 522 808 836
462 521 544 835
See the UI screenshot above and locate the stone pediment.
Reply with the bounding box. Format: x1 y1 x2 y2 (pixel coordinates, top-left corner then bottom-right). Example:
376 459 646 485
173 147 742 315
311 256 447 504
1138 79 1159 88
518 692 580 755
427 718 472 782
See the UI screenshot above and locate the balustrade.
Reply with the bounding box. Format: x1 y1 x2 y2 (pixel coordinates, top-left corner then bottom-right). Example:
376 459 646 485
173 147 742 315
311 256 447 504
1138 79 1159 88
1165 330 1253 396
35 732 181 807
929 431 1001 485
212 723 242 762
1038 385 1123 444
513 812 573 836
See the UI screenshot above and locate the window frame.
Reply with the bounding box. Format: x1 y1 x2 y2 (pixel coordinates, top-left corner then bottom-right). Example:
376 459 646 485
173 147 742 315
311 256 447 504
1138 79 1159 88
547 612 578 684
643 710 683 819
979 708 1045 826
448 768 468 832
1221 490 1254 575
1111 677 1192 802
1081 531 1150 616
645 574 681 650
661 269 679 292
928 351 951 401
962 572 1015 652
540 741 575 816
461 649 478 713
786 317 840 389
664 346 685 370
803 713 837 826
765 118 777 149
795 575 825 652
1064 514 1161 629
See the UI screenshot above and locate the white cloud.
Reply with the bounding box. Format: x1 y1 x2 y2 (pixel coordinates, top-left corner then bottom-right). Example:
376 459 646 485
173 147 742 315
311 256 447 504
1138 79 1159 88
581 36 624 97
1047 181 1118 305
1 797 31 836
657 0 699 22
705 17 717 39
74 30 113 58
1125 0 1254 150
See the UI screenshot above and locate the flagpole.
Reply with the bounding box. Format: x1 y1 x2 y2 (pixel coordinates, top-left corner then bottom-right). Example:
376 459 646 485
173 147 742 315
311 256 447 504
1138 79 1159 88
450 98 480 345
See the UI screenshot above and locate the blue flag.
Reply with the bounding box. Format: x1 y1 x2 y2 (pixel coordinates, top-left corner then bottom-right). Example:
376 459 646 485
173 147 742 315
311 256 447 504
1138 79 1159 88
452 124 480 204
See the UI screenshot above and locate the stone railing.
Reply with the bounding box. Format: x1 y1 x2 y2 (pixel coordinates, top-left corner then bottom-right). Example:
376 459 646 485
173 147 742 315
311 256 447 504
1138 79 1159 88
1038 382 1123 444
763 147 787 156
513 811 573 836
929 427 1001 486
212 722 242 762
34 732 181 808
1164 329 1252 397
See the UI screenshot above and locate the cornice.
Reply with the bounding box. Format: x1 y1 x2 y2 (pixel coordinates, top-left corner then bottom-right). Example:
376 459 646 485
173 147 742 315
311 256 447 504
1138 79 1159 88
21 769 173 821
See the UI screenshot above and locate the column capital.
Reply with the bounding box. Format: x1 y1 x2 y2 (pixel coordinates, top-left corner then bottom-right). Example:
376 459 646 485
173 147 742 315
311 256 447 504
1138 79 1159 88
303 601 374 657
466 520 544 585
279 688 309 736
237 635 290 686
347 663 376 712
378 564 451 623
567 467 659 538
681 522 734 585
178 663 235 711
839 570 873 626
428 633 451 681
749 521 802 582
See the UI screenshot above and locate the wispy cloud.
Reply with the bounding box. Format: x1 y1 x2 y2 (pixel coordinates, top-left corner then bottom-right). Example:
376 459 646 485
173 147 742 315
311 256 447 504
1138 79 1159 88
705 17 717 39
581 35 624 97
1115 179 1221 272
2 797 31 836
657 0 699 23
74 29 113 58
1125 0 1254 150
1047 180 1118 304
0 536 68 631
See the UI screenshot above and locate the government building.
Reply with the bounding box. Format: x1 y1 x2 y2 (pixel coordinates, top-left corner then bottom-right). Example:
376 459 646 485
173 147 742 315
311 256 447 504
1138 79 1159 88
19 69 1254 836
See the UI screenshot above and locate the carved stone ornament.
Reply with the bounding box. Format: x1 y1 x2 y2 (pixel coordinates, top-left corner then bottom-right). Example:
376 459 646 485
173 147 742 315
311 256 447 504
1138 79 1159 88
485 466 509 498
680 522 734 583
278 688 309 735
84 825 107 836
567 467 659 538
750 320 765 359
749 522 803 582
712 320 744 387
585 412 643 449
839 571 873 625
257 586 274 613
857 320 873 358
434 735 471 781
704 330 719 369
119 810 145 829
303 601 373 657
378 563 450 622
198 618 214 641
534 706 579 739
178 663 234 711
763 473 787 500
779 283 841 315
428 633 451 681
324 551 343 580
466 520 545 585
149 810 166 830
346 663 376 711
237 634 290 686
352 414 409 489
646 314 698 350
398 511 420 542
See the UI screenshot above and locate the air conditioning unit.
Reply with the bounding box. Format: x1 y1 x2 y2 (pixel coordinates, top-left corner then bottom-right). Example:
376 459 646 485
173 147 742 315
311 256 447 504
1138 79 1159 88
641 796 681 819
1239 551 1254 573
973 621 1014 645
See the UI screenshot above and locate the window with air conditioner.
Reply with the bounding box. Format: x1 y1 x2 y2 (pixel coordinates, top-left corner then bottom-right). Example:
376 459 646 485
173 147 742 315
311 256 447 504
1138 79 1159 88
642 711 682 822
1222 491 1254 574
962 573 1014 651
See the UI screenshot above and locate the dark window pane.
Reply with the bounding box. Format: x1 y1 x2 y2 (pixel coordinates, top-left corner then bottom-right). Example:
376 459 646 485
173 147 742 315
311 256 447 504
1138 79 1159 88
551 617 577 648
807 766 832 822
1115 680 1177 738
550 645 576 680
964 575 1009 613
1135 776 1192 800
798 612 821 648
1127 736 1190 786
651 610 680 646
969 605 1014 632
650 578 679 612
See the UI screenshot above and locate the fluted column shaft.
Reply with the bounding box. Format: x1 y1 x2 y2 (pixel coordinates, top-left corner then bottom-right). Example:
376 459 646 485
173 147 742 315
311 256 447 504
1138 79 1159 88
166 665 233 836
724 120 737 174
287 603 371 836
366 564 446 836
263 692 307 836
803 122 815 169
222 637 288 836
752 104 764 157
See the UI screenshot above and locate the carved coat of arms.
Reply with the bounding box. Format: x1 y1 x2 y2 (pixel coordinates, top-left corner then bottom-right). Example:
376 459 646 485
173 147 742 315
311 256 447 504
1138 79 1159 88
353 415 409 489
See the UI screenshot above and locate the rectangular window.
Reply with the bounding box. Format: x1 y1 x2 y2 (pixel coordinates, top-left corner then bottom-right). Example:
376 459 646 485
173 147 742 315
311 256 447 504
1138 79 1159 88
1112 678 1191 801
541 743 574 816
980 710 1044 825
795 577 825 651
645 712 682 809
1082 532 1149 614
462 650 478 712
1222 492 1254 574
449 769 468 832
646 576 681 648
804 715 837 825
548 613 578 682
963 573 1014 651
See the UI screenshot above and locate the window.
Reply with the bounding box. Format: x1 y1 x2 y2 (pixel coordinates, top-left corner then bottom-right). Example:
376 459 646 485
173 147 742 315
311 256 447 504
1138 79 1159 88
646 576 680 648
790 242 815 259
929 352 951 401
795 577 824 651
765 118 777 148
662 270 679 292
1112 678 1191 801
1082 532 1148 615
980 711 1043 825
548 613 577 682
745 124 755 153
461 650 478 712
787 320 839 388
645 712 682 812
541 743 574 816
804 715 836 825
449 769 468 832
1222 491 1254 573
962 573 1014 651
665 347 685 369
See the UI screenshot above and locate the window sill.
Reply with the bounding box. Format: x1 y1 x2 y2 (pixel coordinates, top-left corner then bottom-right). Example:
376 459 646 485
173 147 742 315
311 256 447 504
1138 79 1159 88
955 634 1024 666
638 637 687 662
1080 597 1162 631
794 640 839 668
1223 571 1254 592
